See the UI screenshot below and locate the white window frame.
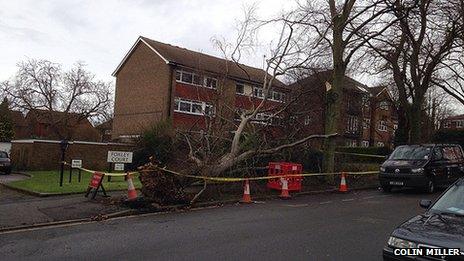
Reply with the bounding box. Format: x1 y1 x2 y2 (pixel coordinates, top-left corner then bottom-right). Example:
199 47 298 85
253 87 265 99
174 98 214 116
379 101 389 110
377 141 385 147
363 118 370 129
347 115 359 133
378 120 387 132
362 141 369 147
457 120 464 128
346 140 357 147
252 87 285 102
236 83 245 95
175 70 217 89
304 115 311 126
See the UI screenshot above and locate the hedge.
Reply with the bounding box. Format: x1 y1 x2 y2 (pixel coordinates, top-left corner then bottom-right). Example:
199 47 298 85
433 129 464 148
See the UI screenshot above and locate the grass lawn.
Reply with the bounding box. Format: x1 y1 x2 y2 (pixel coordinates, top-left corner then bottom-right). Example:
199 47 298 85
8 170 142 194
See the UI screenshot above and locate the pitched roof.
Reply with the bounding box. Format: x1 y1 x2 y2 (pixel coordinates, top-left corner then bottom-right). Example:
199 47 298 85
95 119 113 130
26 109 88 125
113 36 286 88
367 86 386 96
10 110 27 127
444 114 464 121
289 70 370 93
289 71 395 100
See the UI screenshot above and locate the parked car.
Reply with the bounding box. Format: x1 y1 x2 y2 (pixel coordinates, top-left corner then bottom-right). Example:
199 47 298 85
383 178 464 260
0 150 12 174
379 144 464 193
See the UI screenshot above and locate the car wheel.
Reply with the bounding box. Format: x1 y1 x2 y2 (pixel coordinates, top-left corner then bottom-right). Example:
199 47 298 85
425 179 435 194
382 185 392 193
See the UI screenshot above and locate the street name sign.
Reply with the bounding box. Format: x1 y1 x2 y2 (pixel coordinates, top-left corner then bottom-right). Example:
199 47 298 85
71 159 82 168
107 151 133 163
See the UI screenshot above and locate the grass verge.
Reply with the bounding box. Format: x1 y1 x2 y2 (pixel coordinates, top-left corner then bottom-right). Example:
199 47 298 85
7 170 141 194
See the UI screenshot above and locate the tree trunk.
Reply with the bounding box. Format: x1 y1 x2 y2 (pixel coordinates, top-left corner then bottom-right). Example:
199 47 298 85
394 105 409 146
408 101 423 144
323 19 345 179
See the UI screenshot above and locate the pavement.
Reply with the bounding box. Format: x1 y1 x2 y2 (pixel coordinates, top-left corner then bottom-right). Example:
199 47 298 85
0 174 129 229
0 188 441 260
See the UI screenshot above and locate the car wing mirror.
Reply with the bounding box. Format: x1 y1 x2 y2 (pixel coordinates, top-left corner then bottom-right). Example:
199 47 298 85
419 199 432 209
385 154 390 160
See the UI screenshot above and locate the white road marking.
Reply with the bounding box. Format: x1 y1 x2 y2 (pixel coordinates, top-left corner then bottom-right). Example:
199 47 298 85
342 198 355 202
320 201 333 205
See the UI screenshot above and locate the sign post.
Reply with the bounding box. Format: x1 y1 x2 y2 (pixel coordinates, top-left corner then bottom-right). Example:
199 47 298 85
107 151 132 182
85 172 107 199
114 163 125 171
70 159 82 183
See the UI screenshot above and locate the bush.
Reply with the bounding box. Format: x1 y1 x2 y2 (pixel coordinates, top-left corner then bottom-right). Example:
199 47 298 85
133 120 175 167
433 129 464 148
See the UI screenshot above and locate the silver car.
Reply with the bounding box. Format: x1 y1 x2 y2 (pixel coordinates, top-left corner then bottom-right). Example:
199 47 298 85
0 151 12 174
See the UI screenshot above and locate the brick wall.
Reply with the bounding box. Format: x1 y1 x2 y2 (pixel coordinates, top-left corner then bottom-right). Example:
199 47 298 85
10 140 135 171
112 42 172 139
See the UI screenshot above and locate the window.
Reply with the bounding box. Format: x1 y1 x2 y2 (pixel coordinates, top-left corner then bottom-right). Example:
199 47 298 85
433 147 443 160
362 141 369 147
270 91 286 102
393 124 398 130
174 98 214 116
181 71 193 83
443 121 451 128
362 95 370 107
205 77 217 89
347 116 359 133
378 120 387 132
175 70 217 89
253 87 264 98
457 120 464 128
346 140 357 147
304 115 311 126
363 118 370 129
236 83 245 95
379 101 389 110
377 142 385 147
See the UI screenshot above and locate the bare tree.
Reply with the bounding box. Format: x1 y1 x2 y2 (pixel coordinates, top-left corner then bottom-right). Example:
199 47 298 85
365 0 463 143
280 0 399 173
2 59 113 139
167 7 336 204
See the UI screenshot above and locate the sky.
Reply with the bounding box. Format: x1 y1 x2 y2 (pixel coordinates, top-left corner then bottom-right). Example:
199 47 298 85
0 0 290 83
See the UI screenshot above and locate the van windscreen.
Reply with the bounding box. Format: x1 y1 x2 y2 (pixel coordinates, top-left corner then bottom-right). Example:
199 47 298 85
0 151 7 158
389 146 431 160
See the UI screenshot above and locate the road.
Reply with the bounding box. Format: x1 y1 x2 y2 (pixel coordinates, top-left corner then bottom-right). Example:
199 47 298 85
0 188 440 261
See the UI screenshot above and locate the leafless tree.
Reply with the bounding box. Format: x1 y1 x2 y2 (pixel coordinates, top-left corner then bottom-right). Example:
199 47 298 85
279 0 400 173
365 0 463 143
2 59 113 139
173 7 336 204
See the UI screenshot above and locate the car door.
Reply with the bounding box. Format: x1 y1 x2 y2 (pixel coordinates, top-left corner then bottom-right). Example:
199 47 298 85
452 146 464 179
442 146 458 184
431 146 448 186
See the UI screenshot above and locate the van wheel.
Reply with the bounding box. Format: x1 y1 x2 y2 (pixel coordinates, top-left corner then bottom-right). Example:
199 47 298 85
381 185 392 193
425 179 435 194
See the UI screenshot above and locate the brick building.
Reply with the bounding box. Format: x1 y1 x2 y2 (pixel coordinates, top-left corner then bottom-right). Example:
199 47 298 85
10 110 29 139
441 114 464 130
9 109 100 141
111 36 288 141
290 71 397 148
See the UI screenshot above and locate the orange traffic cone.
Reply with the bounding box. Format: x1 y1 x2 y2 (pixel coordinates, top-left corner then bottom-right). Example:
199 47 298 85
241 179 252 204
339 172 348 192
126 173 138 201
280 177 291 199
